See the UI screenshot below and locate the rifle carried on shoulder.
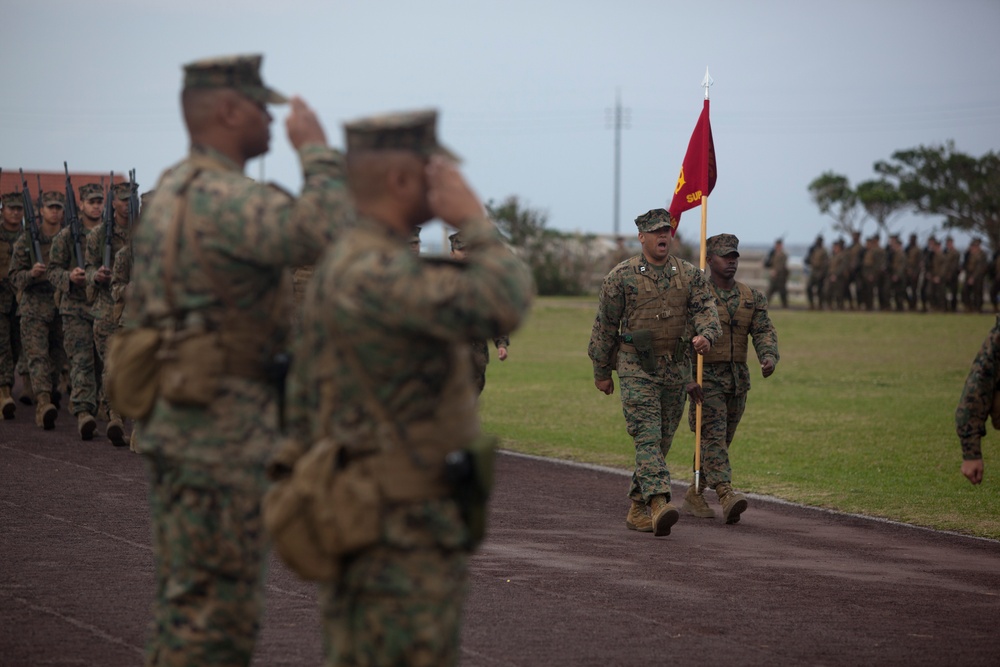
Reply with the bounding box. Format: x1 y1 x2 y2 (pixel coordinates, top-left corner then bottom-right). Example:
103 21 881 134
64 162 85 269
102 171 115 268
18 169 44 266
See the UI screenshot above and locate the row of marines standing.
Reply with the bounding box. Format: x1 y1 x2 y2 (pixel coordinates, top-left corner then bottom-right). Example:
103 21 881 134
804 230 990 313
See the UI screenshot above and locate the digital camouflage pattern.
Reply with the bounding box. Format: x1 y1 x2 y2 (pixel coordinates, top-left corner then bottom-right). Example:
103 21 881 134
9 231 64 397
85 217 130 360
286 214 533 667
689 281 778 487
588 254 721 503
111 244 131 326
183 54 288 105
0 225 22 389
48 226 97 416
128 142 353 666
470 335 509 394
344 109 457 160
956 316 1000 460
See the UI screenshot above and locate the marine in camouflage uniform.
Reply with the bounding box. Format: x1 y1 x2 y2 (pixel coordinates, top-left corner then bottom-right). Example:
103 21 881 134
683 234 778 524
956 316 1000 485
859 234 884 311
824 239 850 310
588 208 721 537
285 110 533 667
47 182 104 440
764 238 788 309
804 235 828 311
904 233 922 311
0 192 26 418
942 236 961 312
86 181 135 444
124 55 352 666
962 238 988 313
449 230 510 394
9 190 67 429
887 234 908 312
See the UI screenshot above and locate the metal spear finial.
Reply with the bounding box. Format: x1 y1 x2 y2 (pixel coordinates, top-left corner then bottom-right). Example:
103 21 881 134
702 67 714 100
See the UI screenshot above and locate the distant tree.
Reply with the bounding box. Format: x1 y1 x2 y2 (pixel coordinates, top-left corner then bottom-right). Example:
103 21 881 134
808 171 863 236
485 195 601 296
855 178 907 236
874 142 1000 251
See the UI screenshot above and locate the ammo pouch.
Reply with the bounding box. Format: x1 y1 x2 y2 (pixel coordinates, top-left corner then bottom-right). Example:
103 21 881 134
157 330 225 407
624 329 657 374
106 327 163 420
445 433 498 549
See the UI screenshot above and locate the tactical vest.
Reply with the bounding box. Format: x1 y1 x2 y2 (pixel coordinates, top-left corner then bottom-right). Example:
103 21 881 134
703 282 754 364
621 255 688 357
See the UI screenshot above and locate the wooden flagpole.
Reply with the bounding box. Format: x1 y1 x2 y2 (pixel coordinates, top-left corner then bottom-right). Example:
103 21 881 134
694 68 713 497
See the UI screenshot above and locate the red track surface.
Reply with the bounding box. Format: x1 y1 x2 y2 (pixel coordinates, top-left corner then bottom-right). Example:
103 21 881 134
2 401 998 666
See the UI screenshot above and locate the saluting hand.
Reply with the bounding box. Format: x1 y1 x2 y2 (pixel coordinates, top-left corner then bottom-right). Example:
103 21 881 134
426 156 485 227
285 97 327 150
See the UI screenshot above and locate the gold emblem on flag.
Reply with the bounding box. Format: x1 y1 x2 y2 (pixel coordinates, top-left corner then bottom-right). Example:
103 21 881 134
674 167 686 195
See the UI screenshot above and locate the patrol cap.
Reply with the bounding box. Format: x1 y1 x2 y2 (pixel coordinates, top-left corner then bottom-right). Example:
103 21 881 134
78 183 103 200
343 109 459 161
182 53 288 105
112 182 139 200
40 191 66 208
448 231 464 251
1 192 23 208
706 233 740 257
634 208 674 234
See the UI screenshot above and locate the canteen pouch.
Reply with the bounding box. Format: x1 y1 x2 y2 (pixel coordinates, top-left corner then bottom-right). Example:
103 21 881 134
445 433 498 549
105 327 162 420
631 329 657 374
157 331 224 407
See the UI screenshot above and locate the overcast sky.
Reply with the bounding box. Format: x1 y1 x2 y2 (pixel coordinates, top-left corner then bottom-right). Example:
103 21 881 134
4 0 998 249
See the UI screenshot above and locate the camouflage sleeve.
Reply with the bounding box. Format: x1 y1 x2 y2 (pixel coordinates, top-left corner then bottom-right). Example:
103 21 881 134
588 267 625 381
110 246 130 304
46 229 73 294
209 146 353 270
84 227 101 288
363 217 533 343
8 235 38 291
749 287 779 365
493 334 510 349
956 320 1000 460
685 263 722 345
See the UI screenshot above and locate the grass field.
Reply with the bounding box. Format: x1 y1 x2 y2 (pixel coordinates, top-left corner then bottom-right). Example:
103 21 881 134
479 296 1000 540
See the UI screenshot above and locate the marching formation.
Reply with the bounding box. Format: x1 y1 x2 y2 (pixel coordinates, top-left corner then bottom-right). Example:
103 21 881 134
803 231 990 313
0 169 145 447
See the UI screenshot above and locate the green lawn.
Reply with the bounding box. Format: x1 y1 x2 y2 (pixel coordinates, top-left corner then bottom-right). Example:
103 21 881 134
480 296 999 540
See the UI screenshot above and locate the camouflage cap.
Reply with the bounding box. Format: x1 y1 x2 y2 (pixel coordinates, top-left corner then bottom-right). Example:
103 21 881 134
343 109 459 161
448 231 465 251
40 191 66 207
182 54 288 105
706 233 740 257
112 182 139 200
78 183 104 200
1 192 24 208
634 208 674 234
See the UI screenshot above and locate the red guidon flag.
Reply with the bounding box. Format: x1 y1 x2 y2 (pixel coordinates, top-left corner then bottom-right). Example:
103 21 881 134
668 99 717 229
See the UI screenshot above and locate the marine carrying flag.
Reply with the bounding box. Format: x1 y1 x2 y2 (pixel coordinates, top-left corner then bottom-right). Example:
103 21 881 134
667 99 717 229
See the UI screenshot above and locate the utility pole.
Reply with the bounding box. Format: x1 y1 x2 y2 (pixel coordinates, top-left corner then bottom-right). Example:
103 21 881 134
607 89 630 237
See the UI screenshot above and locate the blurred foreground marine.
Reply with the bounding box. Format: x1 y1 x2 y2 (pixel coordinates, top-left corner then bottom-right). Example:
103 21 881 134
588 208 720 537
449 230 510 394
956 316 1000 485
285 109 532 666
685 234 778 523
121 54 351 666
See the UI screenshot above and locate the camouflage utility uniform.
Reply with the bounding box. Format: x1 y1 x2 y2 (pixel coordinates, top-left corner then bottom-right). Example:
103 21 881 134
0 213 23 415
956 316 1000 484
128 121 351 665
588 216 721 517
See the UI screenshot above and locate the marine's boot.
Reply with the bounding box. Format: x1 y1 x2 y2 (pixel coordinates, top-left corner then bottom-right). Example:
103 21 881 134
625 500 653 533
19 374 34 405
715 482 748 524
107 411 127 447
77 412 97 441
682 483 716 519
1 386 15 420
648 494 680 537
35 392 57 430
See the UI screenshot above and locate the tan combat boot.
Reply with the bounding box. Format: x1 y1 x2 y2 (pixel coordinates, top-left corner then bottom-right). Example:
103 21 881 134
625 500 653 533
77 412 97 441
648 494 680 537
1 386 15 420
19 374 34 405
35 392 57 430
715 482 748 524
682 483 717 519
107 411 127 447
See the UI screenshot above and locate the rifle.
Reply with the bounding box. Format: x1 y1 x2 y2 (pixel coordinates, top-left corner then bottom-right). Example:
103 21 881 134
127 168 138 269
102 171 115 268
18 169 44 266
64 162 85 269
